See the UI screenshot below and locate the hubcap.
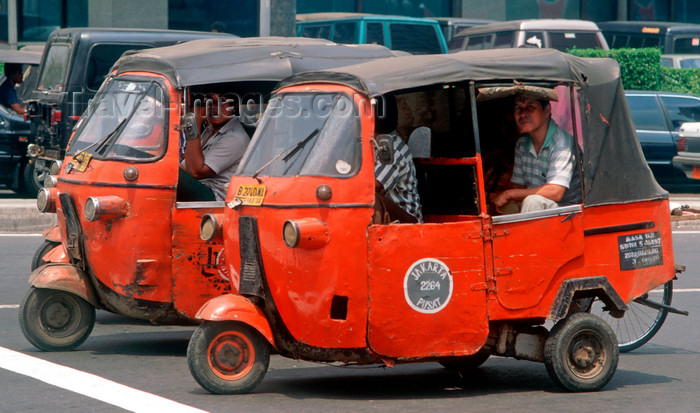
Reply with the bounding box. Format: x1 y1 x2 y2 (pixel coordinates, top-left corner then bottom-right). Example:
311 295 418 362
209 332 254 380
43 302 71 329
568 332 605 379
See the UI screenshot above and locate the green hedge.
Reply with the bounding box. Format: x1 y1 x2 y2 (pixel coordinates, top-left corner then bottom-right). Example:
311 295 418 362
567 47 700 95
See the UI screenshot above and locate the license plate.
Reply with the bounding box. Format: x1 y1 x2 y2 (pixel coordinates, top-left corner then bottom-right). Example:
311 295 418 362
234 184 266 206
693 166 700 179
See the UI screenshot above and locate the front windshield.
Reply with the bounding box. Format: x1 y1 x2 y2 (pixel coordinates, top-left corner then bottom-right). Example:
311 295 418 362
67 78 167 161
37 44 70 91
239 92 361 178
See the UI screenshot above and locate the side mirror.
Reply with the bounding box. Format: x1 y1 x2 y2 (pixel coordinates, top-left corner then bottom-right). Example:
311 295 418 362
376 134 394 165
180 112 198 140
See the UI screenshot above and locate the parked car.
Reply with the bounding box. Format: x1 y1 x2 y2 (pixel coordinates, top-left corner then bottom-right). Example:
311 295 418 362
24 27 233 196
0 47 43 194
432 17 496 44
449 19 608 52
626 90 700 187
661 54 700 68
296 13 448 54
672 122 700 179
599 21 700 54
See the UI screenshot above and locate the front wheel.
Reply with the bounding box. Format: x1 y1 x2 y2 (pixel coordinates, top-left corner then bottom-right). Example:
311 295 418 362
544 313 618 392
18 287 96 351
187 321 270 394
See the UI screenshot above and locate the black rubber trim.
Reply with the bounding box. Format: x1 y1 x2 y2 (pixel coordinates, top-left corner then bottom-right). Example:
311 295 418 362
583 221 655 236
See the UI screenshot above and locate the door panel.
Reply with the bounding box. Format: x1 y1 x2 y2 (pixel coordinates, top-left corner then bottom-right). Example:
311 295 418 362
491 206 584 310
367 221 488 359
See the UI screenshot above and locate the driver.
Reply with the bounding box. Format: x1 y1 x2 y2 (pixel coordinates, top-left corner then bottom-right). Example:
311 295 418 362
180 93 250 201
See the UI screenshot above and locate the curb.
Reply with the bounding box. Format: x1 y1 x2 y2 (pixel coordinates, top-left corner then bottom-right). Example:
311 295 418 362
0 199 57 234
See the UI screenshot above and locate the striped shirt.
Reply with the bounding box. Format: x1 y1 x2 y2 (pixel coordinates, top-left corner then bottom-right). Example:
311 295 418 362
511 119 582 206
375 132 423 222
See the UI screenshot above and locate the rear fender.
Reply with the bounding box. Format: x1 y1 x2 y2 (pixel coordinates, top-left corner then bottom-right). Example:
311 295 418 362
548 276 628 323
42 225 61 243
196 294 274 346
28 263 99 307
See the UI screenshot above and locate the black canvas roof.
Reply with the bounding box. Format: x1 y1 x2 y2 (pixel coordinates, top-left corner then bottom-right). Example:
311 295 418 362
113 37 398 88
278 48 667 206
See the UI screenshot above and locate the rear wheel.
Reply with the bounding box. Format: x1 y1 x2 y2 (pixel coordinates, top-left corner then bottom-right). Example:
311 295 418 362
589 281 672 352
18 287 95 351
187 321 270 394
544 313 618 392
31 240 61 271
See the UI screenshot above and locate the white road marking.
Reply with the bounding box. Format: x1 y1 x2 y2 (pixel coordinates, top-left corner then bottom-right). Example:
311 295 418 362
0 347 208 413
0 233 42 237
0 305 18 309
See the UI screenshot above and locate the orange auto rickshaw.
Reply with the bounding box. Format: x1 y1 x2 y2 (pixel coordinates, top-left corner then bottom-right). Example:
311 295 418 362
19 37 398 351
186 48 683 394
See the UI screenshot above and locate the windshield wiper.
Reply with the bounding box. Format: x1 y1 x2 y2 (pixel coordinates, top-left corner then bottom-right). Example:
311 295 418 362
252 128 319 179
93 117 128 155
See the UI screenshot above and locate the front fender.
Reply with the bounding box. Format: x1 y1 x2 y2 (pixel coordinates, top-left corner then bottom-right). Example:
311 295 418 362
28 263 99 307
42 225 61 243
196 294 274 346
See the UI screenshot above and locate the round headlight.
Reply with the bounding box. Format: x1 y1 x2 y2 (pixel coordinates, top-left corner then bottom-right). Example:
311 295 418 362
36 188 55 213
200 214 222 242
49 160 62 176
44 175 58 189
282 220 300 248
84 197 98 221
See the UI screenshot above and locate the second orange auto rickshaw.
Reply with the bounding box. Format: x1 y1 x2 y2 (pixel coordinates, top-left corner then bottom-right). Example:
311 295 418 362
185 48 683 393
19 37 398 351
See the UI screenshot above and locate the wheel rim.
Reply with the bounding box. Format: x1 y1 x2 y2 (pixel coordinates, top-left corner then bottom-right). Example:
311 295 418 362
208 330 255 380
38 293 81 337
589 281 671 351
565 330 606 380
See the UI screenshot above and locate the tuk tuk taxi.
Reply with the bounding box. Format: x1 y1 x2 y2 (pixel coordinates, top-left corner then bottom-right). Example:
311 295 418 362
19 37 398 352
186 48 680 394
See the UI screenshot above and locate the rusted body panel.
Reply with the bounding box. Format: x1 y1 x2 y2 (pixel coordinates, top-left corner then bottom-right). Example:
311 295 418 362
29 263 99 307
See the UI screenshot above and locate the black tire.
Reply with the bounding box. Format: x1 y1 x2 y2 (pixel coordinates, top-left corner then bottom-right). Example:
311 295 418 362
544 313 618 392
18 287 96 351
589 281 672 352
187 321 270 394
439 347 491 371
22 162 46 198
31 240 61 271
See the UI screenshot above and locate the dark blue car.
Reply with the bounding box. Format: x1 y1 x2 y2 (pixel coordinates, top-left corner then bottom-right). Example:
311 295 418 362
626 90 700 188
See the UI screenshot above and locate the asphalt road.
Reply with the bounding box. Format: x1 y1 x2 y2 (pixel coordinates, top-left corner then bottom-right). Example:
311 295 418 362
1 232 700 412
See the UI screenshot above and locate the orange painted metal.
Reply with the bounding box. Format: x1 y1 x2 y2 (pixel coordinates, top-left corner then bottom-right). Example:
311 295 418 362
44 72 230 324
42 244 68 264
42 225 61 242
196 294 274 345
206 81 677 366
28 264 98 307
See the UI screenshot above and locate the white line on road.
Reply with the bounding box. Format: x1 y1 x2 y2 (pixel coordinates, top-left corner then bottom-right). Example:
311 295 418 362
0 233 42 237
0 305 18 309
0 347 208 413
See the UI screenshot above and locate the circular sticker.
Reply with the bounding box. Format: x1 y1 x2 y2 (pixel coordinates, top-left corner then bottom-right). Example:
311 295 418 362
404 258 453 314
335 159 352 175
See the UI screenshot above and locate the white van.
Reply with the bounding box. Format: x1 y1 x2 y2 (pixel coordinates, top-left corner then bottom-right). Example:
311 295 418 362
448 19 609 53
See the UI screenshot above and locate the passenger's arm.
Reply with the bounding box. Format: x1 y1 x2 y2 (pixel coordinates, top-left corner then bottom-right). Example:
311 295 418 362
181 137 215 179
10 102 24 116
493 184 566 212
